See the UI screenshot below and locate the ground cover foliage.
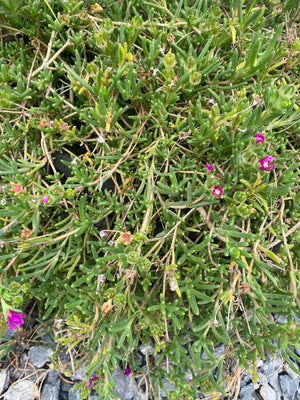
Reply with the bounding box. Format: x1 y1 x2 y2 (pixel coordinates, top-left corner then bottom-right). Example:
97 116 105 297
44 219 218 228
0 0 300 398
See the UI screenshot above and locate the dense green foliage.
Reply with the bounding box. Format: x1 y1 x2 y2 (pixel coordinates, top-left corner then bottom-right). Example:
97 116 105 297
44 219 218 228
0 0 299 398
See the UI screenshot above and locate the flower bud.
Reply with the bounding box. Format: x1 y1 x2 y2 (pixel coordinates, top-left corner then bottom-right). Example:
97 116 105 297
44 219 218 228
189 71 201 85
137 257 151 272
163 52 176 73
126 251 140 264
233 191 247 203
12 295 23 308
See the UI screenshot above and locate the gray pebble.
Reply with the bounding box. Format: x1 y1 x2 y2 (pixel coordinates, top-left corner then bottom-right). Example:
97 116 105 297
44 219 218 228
41 382 60 400
279 373 298 400
71 365 87 381
133 349 144 364
113 367 137 400
45 369 60 385
159 378 176 397
40 333 55 346
28 346 54 368
214 343 226 358
239 383 258 399
139 342 155 356
3 379 39 400
285 364 300 383
274 315 288 324
60 379 74 392
259 384 277 400
0 328 15 343
68 387 81 400
257 372 269 386
0 370 9 395
133 391 148 400
240 371 253 389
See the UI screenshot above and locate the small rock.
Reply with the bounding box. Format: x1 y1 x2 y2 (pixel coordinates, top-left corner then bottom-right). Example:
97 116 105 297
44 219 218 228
113 367 137 400
68 387 81 400
0 370 9 395
259 356 282 376
3 379 39 400
28 346 53 368
139 342 155 356
273 315 288 324
239 383 258 399
267 373 281 394
71 365 87 381
58 349 71 365
41 382 60 400
214 343 225 358
259 384 277 400
40 333 55 346
133 391 148 400
45 369 60 385
259 356 283 392
184 369 193 381
133 349 144 364
240 371 253 389
8 365 23 382
257 372 268 386
285 364 299 382
0 328 15 343
279 373 298 400
60 380 74 392
159 378 176 397
59 390 68 400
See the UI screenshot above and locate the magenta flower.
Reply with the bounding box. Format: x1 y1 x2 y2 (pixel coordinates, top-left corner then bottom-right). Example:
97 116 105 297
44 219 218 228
212 185 223 197
124 365 131 376
42 196 49 203
254 133 266 143
205 163 214 173
290 324 297 330
258 156 276 171
6 309 26 330
87 374 99 389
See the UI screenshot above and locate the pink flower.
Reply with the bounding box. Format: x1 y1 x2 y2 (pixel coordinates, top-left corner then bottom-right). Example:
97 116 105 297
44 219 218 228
87 374 99 389
205 163 214 173
258 156 276 171
290 324 297 330
212 185 223 197
124 365 131 376
119 232 133 245
42 196 49 203
10 183 23 196
6 309 26 330
254 133 266 143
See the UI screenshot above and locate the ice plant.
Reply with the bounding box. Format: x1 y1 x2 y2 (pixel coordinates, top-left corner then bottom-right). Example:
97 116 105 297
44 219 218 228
212 185 223 197
205 163 214 173
124 365 131 376
21 229 32 239
10 183 23 195
119 232 134 245
6 309 26 330
254 133 266 143
42 196 49 203
87 374 99 389
258 156 276 171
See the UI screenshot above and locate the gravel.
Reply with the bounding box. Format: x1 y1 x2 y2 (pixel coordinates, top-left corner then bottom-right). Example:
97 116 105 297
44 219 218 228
0 325 299 400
